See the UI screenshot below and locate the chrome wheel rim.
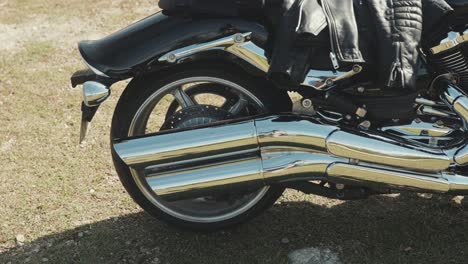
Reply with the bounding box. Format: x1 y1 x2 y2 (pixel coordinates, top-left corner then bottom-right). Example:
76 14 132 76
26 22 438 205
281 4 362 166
128 76 270 223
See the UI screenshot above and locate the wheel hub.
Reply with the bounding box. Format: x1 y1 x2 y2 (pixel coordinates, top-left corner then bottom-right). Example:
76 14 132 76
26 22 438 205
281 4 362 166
161 105 232 130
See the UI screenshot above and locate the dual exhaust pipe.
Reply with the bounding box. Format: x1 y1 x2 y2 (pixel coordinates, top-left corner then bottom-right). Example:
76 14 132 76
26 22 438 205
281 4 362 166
114 81 468 200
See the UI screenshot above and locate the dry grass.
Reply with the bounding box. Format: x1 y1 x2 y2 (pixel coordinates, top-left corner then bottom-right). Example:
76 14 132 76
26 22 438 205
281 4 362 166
0 0 467 263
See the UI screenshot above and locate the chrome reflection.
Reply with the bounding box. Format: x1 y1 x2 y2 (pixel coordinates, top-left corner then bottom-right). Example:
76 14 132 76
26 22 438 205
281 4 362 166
158 32 269 72
418 105 458 119
382 120 455 137
453 97 468 121
226 41 269 72
415 97 446 107
441 82 468 121
261 152 346 183
146 152 348 200
454 144 468 165
327 163 450 192
445 173 468 194
114 120 258 168
301 65 363 91
255 116 338 153
431 31 468 55
443 84 464 105
82 81 110 107
146 157 264 200
326 131 451 172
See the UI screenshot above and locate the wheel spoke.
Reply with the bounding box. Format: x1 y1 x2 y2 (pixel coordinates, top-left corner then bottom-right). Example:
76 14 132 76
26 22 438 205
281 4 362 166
172 87 196 108
228 97 248 116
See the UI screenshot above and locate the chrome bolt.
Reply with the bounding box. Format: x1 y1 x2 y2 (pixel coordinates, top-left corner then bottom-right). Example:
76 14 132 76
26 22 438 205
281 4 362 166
353 65 362 73
435 120 444 126
345 115 352 120
336 184 345 190
167 53 177 63
302 99 313 108
357 87 365 93
359 120 371 130
234 34 245 44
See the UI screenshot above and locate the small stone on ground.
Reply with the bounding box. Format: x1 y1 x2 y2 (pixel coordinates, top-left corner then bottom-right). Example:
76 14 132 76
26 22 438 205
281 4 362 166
288 247 342 264
15 234 25 246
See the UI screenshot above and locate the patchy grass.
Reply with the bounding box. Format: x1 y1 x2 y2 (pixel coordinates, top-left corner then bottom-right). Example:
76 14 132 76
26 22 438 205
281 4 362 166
0 0 467 263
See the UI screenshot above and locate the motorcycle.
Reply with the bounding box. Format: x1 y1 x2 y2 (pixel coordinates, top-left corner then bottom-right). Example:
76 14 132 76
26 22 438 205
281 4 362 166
71 1 468 230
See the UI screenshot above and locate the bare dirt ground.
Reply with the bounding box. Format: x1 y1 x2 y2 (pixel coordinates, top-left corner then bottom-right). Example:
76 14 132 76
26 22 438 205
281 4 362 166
0 0 467 263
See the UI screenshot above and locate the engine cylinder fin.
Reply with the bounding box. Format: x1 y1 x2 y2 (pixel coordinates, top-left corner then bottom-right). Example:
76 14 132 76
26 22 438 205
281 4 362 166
429 42 468 87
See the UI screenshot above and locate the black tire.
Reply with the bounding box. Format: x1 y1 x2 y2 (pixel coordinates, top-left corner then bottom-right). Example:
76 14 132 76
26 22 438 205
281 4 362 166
111 62 292 231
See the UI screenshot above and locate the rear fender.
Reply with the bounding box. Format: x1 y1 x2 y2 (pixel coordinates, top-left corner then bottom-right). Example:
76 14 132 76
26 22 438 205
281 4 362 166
78 12 269 80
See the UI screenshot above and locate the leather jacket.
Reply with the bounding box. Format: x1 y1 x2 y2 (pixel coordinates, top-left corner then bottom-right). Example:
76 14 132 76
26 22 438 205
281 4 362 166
364 0 452 89
267 0 453 89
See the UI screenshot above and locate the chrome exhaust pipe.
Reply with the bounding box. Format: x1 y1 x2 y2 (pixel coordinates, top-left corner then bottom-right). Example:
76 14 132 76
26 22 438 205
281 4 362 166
440 81 468 165
145 152 345 200
145 153 468 201
327 163 451 193
114 120 259 168
115 115 452 172
113 115 468 200
327 163 468 195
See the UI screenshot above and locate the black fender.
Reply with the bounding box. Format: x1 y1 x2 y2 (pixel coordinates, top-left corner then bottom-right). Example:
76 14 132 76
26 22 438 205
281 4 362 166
78 12 269 80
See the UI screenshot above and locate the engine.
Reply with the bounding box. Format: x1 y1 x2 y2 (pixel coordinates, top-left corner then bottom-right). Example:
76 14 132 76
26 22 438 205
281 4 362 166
428 30 468 88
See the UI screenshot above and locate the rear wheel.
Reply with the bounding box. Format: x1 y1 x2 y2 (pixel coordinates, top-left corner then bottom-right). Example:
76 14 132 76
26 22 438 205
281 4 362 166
111 63 292 231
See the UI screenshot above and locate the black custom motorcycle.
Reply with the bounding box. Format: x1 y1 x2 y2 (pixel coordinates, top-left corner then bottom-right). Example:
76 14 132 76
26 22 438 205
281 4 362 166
71 1 468 230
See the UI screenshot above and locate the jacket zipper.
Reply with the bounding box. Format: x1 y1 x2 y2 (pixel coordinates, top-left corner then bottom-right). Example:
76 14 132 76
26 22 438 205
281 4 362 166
295 0 305 32
321 0 340 70
329 52 340 70
387 42 404 88
387 0 404 88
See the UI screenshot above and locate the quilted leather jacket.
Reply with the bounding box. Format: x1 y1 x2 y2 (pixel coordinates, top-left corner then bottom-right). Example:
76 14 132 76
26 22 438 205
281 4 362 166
268 0 453 89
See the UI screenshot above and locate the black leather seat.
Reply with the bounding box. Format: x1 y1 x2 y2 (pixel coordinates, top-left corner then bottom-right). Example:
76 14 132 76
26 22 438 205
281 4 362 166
159 0 269 17
161 0 468 15
446 0 468 9
446 0 468 14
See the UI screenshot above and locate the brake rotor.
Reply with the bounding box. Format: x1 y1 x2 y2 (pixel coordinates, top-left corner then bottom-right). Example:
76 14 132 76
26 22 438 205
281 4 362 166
161 105 232 130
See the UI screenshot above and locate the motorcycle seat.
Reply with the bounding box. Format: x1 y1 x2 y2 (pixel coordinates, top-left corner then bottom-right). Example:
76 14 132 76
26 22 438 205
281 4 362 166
158 0 267 18
159 0 468 17
446 0 468 9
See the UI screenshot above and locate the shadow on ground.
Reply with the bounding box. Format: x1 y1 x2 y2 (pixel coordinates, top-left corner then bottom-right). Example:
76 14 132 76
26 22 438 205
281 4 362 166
1 194 466 264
